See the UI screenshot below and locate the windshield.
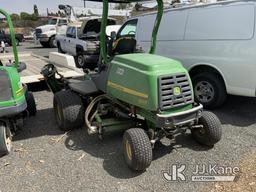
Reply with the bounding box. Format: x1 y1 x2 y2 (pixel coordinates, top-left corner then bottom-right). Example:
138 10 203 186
48 18 58 25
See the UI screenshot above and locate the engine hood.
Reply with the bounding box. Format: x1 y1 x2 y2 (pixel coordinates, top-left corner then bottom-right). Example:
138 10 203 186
36 25 56 33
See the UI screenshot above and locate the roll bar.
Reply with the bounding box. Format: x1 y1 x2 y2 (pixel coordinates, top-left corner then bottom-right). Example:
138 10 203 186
0 9 19 67
99 0 164 64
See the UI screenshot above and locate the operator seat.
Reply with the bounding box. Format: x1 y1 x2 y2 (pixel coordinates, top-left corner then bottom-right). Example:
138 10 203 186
112 37 137 55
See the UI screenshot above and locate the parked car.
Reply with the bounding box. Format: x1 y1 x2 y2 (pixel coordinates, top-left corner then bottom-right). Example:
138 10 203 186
121 0 256 109
0 29 24 46
35 17 68 48
56 17 120 69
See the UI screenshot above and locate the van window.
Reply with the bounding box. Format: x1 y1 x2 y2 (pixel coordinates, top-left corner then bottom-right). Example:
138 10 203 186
117 19 138 38
185 4 255 40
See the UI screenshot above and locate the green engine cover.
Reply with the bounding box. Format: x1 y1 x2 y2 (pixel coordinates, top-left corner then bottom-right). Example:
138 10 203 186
107 53 190 111
0 66 25 108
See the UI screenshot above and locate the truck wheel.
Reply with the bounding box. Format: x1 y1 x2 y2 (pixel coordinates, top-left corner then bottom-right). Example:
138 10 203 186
57 42 65 54
0 123 12 156
191 111 222 146
75 53 86 68
25 91 37 116
192 72 227 109
123 128 152 171
40 41 50 48
53 90 85 131
49 36 56 48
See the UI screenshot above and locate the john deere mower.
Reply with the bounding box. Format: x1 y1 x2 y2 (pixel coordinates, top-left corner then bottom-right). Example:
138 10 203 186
41 0 222 171
0 9 36 156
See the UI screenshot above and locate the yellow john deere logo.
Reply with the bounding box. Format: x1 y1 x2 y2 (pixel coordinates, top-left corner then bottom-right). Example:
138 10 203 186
173 87 181 96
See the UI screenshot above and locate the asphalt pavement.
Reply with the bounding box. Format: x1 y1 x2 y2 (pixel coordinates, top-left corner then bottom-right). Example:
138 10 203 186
0 42 255 192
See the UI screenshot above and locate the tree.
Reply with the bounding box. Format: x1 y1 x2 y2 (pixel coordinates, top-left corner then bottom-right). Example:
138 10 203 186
20 12 31 20
10 14 20 21
33 5 39 17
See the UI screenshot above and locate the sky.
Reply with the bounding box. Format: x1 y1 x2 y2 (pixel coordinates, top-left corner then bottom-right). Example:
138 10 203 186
0 0 101 14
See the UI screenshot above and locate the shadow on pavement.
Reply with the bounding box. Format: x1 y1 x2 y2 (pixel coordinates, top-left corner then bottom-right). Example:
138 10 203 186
14 108 63 141
211 95 256 127
63 127 212 179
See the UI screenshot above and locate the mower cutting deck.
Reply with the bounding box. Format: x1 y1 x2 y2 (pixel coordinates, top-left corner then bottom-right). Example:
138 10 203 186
41 0 222 171
0 9 36 156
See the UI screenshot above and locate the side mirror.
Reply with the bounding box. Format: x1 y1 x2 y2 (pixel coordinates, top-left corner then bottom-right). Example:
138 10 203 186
110 31 116 40
58 4 66 10
17 62 27 73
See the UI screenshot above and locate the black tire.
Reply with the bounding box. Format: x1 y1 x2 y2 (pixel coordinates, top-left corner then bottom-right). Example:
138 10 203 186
0 123 12 156
192 72 227 109
40 41 50 48
75 52 86 68
57 42 65 54
25 91 37 116
53 90 85 131
49 36 56 48
191 111 222 146
123 128 152 171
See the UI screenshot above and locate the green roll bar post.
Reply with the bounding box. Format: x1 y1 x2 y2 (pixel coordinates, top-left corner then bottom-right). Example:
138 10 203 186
0 9 19 67
99 0 164 64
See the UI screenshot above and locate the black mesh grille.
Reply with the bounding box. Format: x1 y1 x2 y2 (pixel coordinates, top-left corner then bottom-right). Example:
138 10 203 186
35 28 42 38
0 69 12 102
158 73 193 110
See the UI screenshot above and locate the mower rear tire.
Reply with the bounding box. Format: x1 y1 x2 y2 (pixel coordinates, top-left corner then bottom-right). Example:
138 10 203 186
0 123 12 156
53 90 85 131
26 91 37 116
191 111 222 146
123 128 152 171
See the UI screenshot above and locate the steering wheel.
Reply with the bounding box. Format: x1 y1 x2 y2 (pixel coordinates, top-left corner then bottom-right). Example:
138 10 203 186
128 31 136 35
41 64 57 77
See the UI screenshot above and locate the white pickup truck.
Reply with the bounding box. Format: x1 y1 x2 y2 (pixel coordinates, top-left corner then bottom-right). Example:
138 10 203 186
56 17 120 69
35 17 68 48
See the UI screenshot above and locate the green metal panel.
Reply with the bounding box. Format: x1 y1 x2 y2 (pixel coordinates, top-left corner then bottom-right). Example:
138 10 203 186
0 66 25 108
107 53 188 111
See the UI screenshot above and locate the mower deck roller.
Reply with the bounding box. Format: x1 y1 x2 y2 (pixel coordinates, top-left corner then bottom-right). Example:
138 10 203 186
42 0 222 171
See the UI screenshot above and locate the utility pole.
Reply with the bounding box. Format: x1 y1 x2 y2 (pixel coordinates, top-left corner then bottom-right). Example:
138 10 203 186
82 0 86 8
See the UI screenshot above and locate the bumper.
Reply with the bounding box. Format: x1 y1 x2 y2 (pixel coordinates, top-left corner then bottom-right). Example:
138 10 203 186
35 34 50 42
156 104 203 128
0 101 27 117
38 37 50 42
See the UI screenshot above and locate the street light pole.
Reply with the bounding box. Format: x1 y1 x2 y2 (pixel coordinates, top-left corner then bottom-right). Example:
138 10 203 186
82 0 86 8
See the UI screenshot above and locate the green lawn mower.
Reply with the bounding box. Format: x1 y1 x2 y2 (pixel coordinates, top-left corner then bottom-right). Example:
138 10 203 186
41 0 222 171
0 9 36 156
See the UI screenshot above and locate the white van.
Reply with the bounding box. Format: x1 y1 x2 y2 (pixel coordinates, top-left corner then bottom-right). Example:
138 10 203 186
116 0 256 108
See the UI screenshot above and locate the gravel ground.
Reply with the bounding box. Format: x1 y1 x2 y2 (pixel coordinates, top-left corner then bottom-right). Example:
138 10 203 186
0 43 256 192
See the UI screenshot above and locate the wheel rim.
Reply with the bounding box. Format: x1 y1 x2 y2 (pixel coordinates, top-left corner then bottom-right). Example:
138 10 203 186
77 55 84 67
125 140 132 160
3 126 11 152
195 81 215 103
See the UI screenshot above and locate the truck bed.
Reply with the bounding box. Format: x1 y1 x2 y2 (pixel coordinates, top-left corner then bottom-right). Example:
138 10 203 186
0 52 83 84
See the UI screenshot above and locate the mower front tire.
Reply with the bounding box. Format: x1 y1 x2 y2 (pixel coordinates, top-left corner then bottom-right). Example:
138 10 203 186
191 111 222 146
123 128 152 171
26 92 37 116
0 123 12 156
53 90 85 131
